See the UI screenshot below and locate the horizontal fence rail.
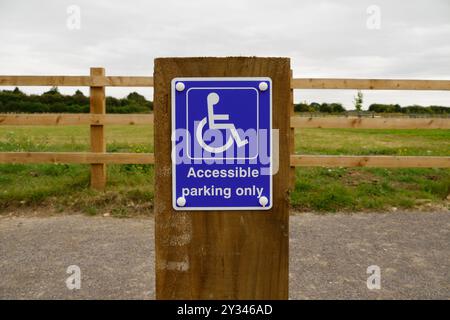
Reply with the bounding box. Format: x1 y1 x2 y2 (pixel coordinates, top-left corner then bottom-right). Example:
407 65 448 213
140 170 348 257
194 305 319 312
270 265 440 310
2 114 449 129
0 76 154 87
0 152 154 164
290 155 450 168
0 114 154 126
0 152 448 168
290 116 450 129
2 76 449 90
291 78 450 90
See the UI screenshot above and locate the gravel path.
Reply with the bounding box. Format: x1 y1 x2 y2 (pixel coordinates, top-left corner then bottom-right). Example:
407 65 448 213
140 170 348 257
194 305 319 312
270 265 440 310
1 212 449 299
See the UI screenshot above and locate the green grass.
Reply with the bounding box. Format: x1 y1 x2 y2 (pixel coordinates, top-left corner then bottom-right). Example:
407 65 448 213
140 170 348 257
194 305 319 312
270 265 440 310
291 167 449 212
0 125 449 214
296 128 450 156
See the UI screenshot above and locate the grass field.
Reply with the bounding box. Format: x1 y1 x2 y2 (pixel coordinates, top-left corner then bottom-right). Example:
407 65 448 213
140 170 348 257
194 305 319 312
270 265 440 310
0 124 449 215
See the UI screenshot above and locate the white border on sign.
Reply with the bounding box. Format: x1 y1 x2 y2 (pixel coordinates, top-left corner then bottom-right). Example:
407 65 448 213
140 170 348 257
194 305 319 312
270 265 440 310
171 77 273 211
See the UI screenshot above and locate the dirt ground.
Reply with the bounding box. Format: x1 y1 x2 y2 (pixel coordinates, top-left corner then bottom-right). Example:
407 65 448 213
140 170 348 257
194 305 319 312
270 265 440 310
0 211 449 299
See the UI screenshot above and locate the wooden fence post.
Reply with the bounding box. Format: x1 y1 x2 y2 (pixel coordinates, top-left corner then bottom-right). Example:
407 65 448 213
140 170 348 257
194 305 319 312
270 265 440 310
90 67 106 190
154 57 291 299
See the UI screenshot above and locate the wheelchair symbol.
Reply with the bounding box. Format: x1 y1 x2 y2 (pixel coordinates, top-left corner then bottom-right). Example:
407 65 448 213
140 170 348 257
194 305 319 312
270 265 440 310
196 92 249 154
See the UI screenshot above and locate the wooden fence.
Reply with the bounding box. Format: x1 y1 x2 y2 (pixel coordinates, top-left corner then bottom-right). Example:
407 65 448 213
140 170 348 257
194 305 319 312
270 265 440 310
0 69 449 190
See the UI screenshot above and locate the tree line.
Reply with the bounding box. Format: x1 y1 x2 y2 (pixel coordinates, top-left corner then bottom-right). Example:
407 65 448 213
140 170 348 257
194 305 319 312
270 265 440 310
1 87 448 115
294 102 450 114
0 87 152 113
295 91 449 114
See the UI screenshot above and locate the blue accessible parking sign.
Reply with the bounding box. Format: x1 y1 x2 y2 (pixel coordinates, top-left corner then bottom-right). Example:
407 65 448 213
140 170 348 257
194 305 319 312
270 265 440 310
171 78 272 210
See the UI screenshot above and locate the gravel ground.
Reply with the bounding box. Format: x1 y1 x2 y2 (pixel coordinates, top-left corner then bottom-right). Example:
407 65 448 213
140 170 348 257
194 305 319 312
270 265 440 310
0 212 449 299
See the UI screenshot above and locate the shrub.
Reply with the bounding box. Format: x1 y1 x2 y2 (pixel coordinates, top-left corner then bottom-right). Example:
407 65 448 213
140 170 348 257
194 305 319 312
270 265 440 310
0 88 152 113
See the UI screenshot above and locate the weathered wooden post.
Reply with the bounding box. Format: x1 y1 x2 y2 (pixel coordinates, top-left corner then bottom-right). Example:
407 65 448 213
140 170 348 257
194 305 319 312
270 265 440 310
154 57 291 299
90 67 106 190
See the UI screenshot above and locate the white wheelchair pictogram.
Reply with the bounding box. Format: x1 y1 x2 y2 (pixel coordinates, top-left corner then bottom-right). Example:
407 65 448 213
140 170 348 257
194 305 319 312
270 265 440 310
196 92 249 154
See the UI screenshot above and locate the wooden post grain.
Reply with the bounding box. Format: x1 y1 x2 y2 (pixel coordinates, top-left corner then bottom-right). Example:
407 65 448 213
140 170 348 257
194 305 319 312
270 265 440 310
90 67 106 190
154 57 291 299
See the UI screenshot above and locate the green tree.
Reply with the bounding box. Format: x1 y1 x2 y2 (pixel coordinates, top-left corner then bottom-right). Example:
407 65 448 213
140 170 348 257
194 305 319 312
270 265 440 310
368 103 402 113
13 87 24 95
354 90 363 112
319 103 332 113
294 102 310 112
310 102 321 112
44 86 60 95
330 103 345 113
73 89 84 97
126 92 147 104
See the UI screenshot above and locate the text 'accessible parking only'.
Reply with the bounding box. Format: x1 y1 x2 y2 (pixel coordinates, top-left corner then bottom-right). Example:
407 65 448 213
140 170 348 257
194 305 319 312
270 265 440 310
171 78 272 211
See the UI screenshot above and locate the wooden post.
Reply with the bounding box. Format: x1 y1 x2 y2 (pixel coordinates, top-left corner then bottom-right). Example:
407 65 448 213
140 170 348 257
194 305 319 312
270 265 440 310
90 67 106 190
154 57 291 299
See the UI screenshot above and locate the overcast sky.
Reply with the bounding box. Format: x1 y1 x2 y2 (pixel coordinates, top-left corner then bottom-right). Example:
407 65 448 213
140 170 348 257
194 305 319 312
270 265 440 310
1 0 449 109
